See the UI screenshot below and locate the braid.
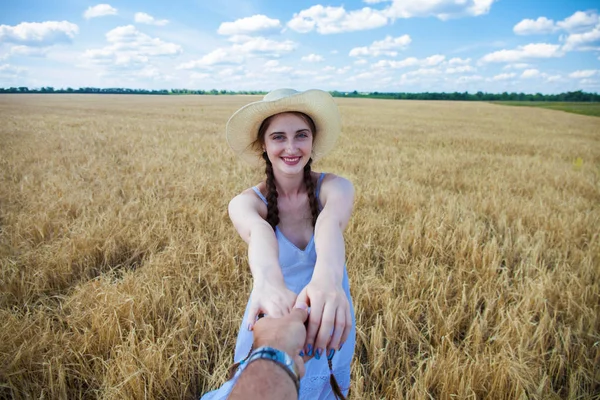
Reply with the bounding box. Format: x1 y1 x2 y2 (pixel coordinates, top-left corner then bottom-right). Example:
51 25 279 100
263 152 279 230
303 158 320 227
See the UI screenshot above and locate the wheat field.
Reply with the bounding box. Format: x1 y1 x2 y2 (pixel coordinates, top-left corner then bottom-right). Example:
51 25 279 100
0 94 598 399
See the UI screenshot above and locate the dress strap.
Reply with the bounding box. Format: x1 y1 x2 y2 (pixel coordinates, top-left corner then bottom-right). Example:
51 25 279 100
252 186 268 205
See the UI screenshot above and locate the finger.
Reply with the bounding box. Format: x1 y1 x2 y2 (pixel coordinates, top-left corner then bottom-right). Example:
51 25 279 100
304 300 323 357
339 305 352 350
314 302 336 359
295 288 309 307
246 303 260 331
291 302 309 324
293 355 306 378
327 307 345 353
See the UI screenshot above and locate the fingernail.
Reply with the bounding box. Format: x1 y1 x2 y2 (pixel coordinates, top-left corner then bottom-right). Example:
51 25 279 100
247 323 252 331
327 349 335 360
306 344 313 356
338 342 344 351
315 348 322 360
294 302 308 311
299 350 304 356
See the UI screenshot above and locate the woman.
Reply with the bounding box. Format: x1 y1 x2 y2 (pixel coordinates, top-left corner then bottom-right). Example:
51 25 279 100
202 88 356 399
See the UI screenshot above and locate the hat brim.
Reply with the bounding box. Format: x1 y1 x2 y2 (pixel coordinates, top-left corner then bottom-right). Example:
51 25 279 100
226 89 341 166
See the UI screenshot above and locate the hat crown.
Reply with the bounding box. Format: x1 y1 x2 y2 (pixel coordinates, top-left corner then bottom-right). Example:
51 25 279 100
263 88 299 102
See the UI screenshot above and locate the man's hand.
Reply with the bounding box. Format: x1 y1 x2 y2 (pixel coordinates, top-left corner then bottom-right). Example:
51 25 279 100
253 302 309 377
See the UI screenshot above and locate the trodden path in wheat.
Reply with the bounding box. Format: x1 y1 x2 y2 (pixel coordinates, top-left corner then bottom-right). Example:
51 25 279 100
0 94 598 399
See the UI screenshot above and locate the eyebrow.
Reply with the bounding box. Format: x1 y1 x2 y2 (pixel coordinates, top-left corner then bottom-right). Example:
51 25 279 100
269 129 311 136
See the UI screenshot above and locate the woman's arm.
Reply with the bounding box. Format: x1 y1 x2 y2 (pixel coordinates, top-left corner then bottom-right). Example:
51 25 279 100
296 175 355 358
229 191 297 329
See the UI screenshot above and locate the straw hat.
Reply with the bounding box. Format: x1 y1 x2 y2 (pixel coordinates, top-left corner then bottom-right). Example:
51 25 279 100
226 88 341 166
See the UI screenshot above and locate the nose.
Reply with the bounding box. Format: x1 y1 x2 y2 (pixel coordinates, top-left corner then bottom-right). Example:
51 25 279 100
285 138 297 154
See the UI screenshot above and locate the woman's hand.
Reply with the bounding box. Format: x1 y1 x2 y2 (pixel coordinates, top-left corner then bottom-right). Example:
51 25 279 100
247 279 297 331
296 279 351 360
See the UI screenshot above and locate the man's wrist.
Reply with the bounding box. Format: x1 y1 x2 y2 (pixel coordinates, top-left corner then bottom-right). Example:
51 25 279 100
245 346 300 394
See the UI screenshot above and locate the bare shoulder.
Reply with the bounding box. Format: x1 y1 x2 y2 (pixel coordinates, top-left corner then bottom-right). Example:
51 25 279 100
319 173 355 201
228 186 267 219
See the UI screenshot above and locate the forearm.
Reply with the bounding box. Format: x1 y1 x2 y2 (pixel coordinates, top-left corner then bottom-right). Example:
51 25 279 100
313 215 345 285
248 223 284 284
229 360 298 400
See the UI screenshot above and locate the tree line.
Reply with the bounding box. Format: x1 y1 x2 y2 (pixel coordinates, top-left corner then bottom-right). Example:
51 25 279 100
1 86 598 102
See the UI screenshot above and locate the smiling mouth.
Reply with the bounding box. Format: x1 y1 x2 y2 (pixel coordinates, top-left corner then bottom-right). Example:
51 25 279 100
282 156 301 164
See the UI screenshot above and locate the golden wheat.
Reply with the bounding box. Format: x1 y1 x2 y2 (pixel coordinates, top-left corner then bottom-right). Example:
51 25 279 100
0 94 598 399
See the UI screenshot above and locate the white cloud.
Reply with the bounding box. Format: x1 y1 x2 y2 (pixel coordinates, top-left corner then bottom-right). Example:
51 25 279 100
323 66 336 72
136 66 162 79
511 11 600 52
134 12 169 26
191 72 211 80
264 60 279 68
386 0 496 20
83 4 117 19
405 67 442 77
301 54 323 62
178 36 295 70
84 25 181 71
288 1 496 34
557 11 599 32
349 34 411 57
480 43 563 63
374 54 445 69
562 25 600 51
104 25 181 56
348 71 377 82
178 48 242 69
521 68 540 78
503 63 531 70
513 17 556 35
231 36 296 56
288 5 388 34
268 65 293 73
568 69 598 78
545 75 562 82
8 45 48 57
448 57 471 65
354 59 368 65
0 21 79 46
364 0 390 3
292 69 319 77
491 72 516 81
446 65 475 74
218 15 281 35
456 75 484 83
0 63 28 82
0 63 27 75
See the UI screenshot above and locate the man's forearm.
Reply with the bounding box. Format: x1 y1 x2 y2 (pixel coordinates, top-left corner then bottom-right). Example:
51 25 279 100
229 360 298 400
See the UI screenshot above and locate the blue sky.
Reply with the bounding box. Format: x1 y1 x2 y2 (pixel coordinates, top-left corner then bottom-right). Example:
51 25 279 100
1 0 599 93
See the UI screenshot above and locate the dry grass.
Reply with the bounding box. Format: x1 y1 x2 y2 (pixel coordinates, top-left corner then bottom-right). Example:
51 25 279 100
0 94 599 400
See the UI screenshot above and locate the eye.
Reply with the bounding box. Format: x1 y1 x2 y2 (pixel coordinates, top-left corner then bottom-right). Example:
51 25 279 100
272 135 284 141
297 132 309 138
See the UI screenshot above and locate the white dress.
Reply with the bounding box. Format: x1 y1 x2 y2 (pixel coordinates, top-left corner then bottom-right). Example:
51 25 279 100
200 173 356 399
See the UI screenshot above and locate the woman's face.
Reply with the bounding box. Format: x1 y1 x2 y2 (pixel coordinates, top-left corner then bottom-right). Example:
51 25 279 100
263 112 314 175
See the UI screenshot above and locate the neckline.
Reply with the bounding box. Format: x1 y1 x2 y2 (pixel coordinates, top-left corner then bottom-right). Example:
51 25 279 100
276 226 315 252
